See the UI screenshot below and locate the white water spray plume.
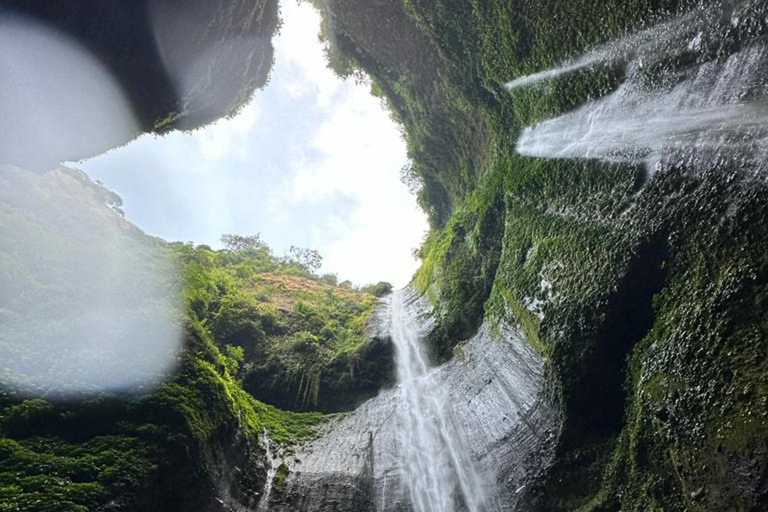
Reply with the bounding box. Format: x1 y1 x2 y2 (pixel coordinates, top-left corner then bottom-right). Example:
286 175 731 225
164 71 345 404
508 0 768 169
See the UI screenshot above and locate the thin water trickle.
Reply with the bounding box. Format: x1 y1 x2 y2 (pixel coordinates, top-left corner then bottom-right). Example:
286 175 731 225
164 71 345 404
256 431 280 512
390 290 486 512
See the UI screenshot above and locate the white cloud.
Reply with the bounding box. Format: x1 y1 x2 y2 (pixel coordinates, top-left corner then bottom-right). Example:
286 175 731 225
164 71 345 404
194 102 260 160
275 0 341 107
286 77 428 287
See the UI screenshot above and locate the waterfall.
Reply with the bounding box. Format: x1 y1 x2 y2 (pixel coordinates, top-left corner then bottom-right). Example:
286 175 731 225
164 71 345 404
389 290 487 512
503 1 727 91
509 0 768 169
516 45 768 165
283 287 553 512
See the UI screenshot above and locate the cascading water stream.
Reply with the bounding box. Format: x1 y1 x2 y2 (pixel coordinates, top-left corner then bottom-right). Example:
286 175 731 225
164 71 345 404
389 290 486 512
508 0 768 171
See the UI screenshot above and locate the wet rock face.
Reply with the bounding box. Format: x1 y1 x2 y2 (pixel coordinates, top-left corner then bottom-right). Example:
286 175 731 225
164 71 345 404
205 427 270 512
275 473 374 512
269 289 558 511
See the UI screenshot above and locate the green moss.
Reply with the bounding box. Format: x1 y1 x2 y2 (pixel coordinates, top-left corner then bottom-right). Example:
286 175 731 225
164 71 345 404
489 287 546 356
250 400 326 445
272 462 290 492
266 462 291 510
152 111 183 133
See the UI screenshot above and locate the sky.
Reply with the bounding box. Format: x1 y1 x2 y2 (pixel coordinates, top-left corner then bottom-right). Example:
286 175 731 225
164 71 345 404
78 0 427 288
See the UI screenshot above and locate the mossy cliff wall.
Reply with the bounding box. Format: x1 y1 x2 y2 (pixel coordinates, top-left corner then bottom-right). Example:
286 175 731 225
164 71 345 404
307 0 768 509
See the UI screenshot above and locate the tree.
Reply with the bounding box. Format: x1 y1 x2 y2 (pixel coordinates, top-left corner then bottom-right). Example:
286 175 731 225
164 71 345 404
286 246 323 272
400 160 422 195
360 281 393 297
221 234 269 253
320 273 338 285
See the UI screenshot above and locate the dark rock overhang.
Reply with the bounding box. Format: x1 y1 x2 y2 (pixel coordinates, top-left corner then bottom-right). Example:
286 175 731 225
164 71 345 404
0 0 279 170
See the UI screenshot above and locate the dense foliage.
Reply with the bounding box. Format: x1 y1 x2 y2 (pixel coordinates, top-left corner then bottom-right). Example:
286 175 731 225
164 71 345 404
0 318 326 512
174 235 394 412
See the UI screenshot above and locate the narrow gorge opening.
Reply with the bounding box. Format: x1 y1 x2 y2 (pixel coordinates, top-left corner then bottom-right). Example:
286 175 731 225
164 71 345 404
2 0 767 510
